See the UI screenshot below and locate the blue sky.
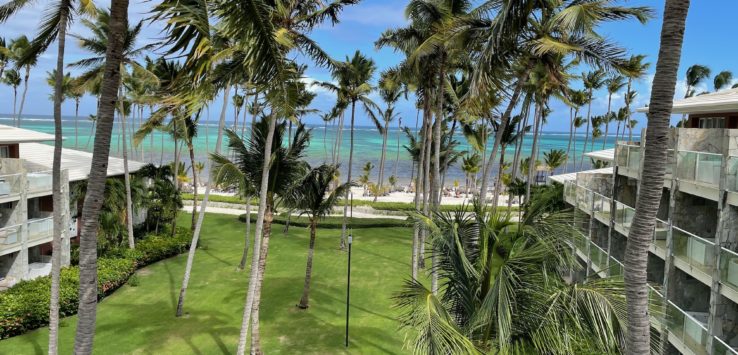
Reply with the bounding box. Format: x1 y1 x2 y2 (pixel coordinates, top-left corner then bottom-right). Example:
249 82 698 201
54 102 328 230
1 0 737 131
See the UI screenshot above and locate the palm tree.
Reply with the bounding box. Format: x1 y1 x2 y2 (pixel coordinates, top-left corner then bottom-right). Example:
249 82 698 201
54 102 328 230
579 69 606 169
8 35 35 128
684 64 710 98
461 153 481 198
603 75 626 149
233 91 244 131
375 72 402 201
714 70 733 92
565 90 587 172
0 37 8 79
397 202 629 354
71 0 129 352
544 149 567 175
2 69 20 120
491 115 529 207
316 51 378 250
284 164 350 309
625 1 690 353
621 55 650 141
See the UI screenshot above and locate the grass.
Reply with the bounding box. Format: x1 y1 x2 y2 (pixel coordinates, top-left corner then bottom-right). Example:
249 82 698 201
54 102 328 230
0 213 415 354
182 192 518 212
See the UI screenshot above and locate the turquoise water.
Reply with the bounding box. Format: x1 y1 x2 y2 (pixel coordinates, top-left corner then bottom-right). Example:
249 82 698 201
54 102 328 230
1 115 618 184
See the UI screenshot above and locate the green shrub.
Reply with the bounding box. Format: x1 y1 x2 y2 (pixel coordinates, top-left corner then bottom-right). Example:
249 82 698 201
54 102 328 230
127 274 140 287
0 230 191 339
238 213 409 229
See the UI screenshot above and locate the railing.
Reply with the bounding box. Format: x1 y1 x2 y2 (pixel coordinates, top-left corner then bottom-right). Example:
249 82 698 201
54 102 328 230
609 256 624 277
589 240 608 273
27 216 53 241
719 247 738 294
727 156 738 193
575 185 593 214
0 224 22 247
712 335 738 355
563 180 577 205
672 226 715 275
0 173 23 197
613 201 635 234
677 150 722 186
616 143 641 171
666 301 709 355
27 171 53 193
592 192 612 224
652 218 669 250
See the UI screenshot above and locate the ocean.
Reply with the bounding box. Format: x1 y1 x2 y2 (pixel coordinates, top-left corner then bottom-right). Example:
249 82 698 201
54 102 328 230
0 115 619 185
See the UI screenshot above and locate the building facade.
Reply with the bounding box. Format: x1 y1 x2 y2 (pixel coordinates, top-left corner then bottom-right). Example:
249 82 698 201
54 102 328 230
555 89 738 355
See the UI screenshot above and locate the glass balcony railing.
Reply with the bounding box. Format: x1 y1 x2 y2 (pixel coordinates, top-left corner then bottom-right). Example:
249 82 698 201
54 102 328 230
666 149 675 177
652 219 669 251
589 240 608 273
616 143 642 171
593 192 612 224
576 185 593 214
0 224 22 247
27 171 53 193
666 301 709 355
712 336 738 355
609 256 624 277
672 226 715 275
613 201 635 233
563 181 577 205
27 216 53 241
0 173 23 197
719 248 738 293
727 157 738 193
677 151 722 186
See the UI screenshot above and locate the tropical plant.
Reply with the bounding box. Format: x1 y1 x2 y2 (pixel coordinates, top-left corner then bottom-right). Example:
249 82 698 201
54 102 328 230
604 75 626 149
316 51 378 249
714 70 733 92
7 35 35 128
565 90 588 173
684 64 710 98
625 1 690 353
579 69 606 169
283 164 350 309
375 71 403 201
621 55 650 141
461 153 481 197
397 202 629 354
543 149 567 174
2 68 20 120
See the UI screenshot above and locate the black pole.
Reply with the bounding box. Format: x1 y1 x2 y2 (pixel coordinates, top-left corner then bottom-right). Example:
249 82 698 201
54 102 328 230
345 192 353 348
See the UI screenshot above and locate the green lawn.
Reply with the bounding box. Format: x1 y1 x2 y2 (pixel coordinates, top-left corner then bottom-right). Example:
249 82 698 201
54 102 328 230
0 213 415 354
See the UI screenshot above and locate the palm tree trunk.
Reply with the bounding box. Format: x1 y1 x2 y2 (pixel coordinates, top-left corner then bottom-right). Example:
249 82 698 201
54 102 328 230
171 124 179 238
479 68 530 203
11 87 17 127
239 196 252 270
579 90 593 170
375 121 389 202
49 3 70 353
188 143 198 230
298 219 318 309
340 102 357 250
75 99 80 148
16 66 30 127
236 114 277 355
393 117 402 179
412 111 427 279
526 103 543 201
438 119 457 205
250 205 273 355
626 79 634 141
176 85 231 317
564 107 574 174
119 87 135 249
420 101 432 270
625 1 689 353
492 145 506 208
603 94 612 150
73 0 128 352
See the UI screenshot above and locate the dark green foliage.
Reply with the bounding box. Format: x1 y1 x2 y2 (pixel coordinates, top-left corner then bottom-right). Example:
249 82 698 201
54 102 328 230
238 213 408 229
0 230 190 339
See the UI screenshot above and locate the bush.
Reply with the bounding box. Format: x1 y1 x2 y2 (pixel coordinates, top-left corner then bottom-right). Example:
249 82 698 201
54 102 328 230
238 213 409 229
0 230 191 339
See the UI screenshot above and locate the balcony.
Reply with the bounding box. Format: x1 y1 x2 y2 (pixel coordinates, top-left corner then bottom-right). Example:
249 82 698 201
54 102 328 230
0 224 22 252
563 181 577 205
672 226 715 278
712 336 738 355
0 173 23 199
665 301 709 355
592 192 612 224
677 151 722 186
589 240 608 276
615 143 641 173
613 201 635 234
575 185 593 214
27 217 53 242
27 171 52 194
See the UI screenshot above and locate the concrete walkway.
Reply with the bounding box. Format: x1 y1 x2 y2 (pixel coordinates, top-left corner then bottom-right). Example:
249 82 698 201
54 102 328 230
181 205 408 220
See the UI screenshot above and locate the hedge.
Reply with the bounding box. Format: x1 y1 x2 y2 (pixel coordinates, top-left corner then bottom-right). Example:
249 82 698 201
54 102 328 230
0 231 191 339
238 213 409 229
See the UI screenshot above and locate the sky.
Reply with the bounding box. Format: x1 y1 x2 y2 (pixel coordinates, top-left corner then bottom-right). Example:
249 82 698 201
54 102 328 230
1 0 737 132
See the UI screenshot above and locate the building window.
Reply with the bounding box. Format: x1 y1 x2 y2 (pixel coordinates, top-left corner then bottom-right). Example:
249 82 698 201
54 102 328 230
698 117 725 128
0 146 8 158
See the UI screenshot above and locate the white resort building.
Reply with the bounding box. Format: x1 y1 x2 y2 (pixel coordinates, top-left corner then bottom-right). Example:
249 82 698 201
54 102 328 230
0 124 145 290
551 88 738 355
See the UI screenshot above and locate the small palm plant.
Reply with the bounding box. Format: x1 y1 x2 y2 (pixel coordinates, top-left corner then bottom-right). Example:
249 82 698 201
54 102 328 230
543 149 567 175
284 164 350 309
397 202 630 354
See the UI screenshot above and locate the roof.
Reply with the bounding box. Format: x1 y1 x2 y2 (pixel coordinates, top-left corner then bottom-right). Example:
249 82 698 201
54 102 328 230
19 143 146 182
584 148 614 162
636 88 738 115
547 167 614 185
0 124 57 144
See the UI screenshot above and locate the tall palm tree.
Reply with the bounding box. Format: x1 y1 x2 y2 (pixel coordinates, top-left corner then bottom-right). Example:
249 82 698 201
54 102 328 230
233 92 245 131
713 70 733 92
543 149 567 175
2 68 20 120
579 69 606 169
284 164 350 309
565 89 587 172
684 64 710 98
8 35 35 128
375 72 402 201
316 51 378 250
461 153 481 198
621 55 650 141
603 75 626 149
72 0 129 352
491 115 529 207
625 1 690 353
397 203 629 354
572 115 586 170
0 37 9 79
